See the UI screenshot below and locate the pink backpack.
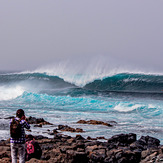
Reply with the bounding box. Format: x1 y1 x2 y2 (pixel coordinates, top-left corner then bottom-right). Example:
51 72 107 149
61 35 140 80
26 140 35 154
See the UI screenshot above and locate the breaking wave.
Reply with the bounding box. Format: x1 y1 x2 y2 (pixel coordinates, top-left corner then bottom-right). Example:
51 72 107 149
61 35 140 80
1 72 163 94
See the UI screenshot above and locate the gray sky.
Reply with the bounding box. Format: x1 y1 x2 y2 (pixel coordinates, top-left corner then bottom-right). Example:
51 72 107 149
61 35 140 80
0 0 163 73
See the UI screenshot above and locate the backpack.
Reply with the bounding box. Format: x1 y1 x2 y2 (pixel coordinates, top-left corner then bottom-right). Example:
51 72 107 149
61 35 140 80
25 140 42 161
26 140 35 154
10 118 21 138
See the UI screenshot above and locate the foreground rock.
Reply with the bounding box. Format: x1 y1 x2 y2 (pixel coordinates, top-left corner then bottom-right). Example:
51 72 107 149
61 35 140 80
77 120 116 127
0 133 162 163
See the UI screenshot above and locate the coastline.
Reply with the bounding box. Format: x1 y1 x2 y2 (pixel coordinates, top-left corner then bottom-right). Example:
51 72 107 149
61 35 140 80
0 117 162 163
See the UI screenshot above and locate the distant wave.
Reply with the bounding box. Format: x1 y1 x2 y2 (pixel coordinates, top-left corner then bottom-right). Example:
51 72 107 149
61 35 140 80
0 73 75 101
0 72 74 88
0 72 163 97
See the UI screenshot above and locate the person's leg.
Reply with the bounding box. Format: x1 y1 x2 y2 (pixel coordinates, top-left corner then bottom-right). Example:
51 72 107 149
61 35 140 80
18 144 25 163
10 143 18 163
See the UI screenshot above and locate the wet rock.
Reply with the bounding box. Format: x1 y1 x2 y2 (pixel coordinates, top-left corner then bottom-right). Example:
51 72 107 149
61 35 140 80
75 135 85 140
57 125 84 133
47 129 59 135
130 135 160 151
87 136 97 140
77 119 113 127
97 136 107 140
34 124 42 127
33 135 48 140
108 133 137 148
27 116 53 125
4 116 15 119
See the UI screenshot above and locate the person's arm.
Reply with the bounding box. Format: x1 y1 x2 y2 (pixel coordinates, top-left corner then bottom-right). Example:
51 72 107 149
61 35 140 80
21 116 30 129
23 120 30 129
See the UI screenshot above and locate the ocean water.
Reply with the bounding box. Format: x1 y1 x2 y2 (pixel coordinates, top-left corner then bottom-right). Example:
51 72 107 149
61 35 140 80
0 70 162 143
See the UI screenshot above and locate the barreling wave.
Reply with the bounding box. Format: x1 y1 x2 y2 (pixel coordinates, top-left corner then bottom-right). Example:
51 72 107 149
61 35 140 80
84 73 163 93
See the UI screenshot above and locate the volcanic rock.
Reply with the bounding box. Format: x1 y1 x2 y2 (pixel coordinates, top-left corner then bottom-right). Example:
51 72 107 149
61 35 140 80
27 116 53 125
77 119 113 127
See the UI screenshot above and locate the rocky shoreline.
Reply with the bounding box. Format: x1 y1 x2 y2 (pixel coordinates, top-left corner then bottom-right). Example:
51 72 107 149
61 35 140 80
0 117 162 163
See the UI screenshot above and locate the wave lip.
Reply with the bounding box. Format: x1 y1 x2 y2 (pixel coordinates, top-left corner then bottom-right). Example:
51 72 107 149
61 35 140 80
0 86 25 101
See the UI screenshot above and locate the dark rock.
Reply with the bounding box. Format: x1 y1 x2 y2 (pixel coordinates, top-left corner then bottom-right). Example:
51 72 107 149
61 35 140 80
34 135 48 140
104 156 115 163
27 116 53 125
4 116 15 119
67 138 75 144
108 133 136 148
54 134 63 139
66 149 75 159
89 152 105 162
48 129 59 135
76 142 85 149
86 145 97 153
73 151 88 163
130 135 160 151
85 141 101 148
75 135 85 140
87 136 97 140
58 125 84 133
96 136 107 140
62 135 72 140
117 157 127 163
77 119 113 127
34 124 42 127
115 151 123 160
77 148 85 152
60 146 75 153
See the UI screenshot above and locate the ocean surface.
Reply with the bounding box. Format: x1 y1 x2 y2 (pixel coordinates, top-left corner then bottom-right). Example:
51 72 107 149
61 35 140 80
0 70 162 143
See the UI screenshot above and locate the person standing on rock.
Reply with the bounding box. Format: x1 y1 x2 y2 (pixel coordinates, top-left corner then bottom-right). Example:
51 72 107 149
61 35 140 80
10 109 30 163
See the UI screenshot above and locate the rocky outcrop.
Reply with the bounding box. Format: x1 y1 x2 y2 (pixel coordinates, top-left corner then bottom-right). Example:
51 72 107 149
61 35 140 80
1 117 162 162
1 133 162 163
77 120 116 127
57 125 85 133
27 116 53 126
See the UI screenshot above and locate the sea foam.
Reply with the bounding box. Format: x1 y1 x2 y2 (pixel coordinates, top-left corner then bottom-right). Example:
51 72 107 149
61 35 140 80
0 85 25 101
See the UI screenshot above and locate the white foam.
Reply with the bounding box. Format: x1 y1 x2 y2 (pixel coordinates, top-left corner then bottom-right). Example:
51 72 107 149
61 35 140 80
0 85 25 101
114 103 142 112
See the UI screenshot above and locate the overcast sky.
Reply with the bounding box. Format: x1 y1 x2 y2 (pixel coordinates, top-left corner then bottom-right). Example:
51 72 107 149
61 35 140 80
0 0 163 73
